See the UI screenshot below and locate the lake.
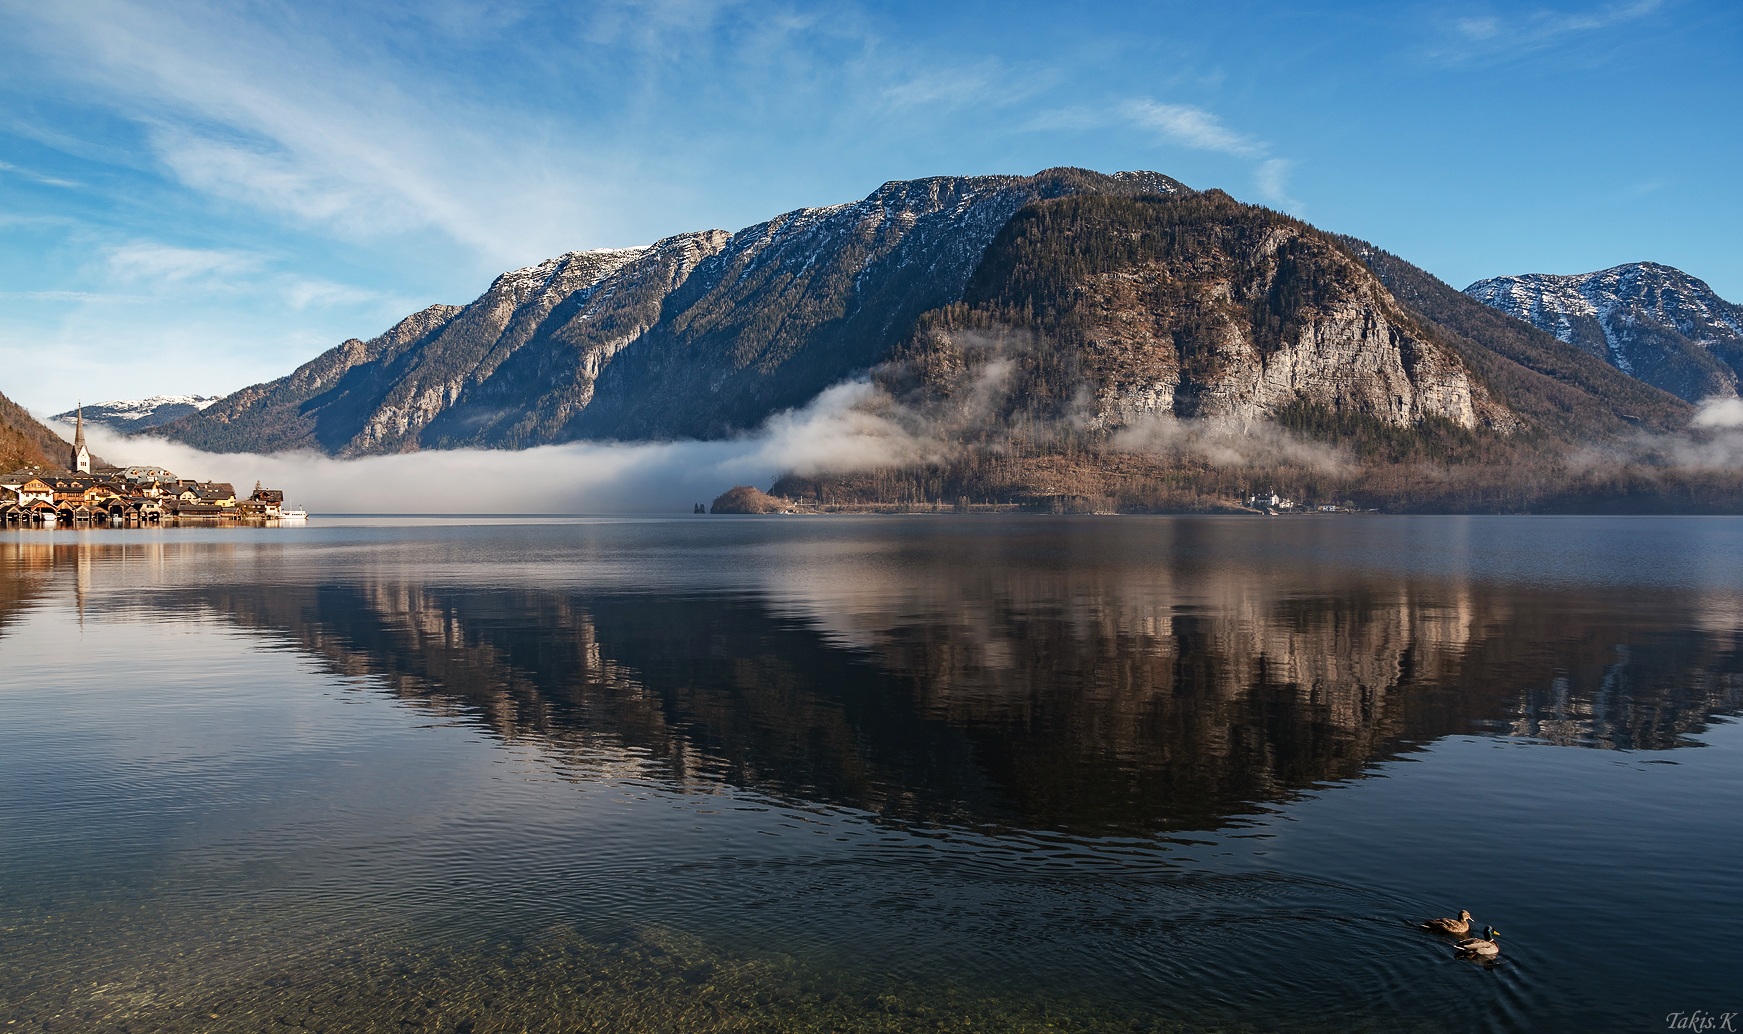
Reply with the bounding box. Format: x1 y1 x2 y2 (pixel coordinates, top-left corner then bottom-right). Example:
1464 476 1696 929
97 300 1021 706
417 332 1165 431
2 515 1740 1033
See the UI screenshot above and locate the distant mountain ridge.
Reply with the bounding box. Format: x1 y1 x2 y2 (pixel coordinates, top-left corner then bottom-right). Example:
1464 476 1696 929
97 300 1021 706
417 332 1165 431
54 395 220 432
149 168 1707 461
1464 262 1743 403
1342 240 1691 439
152 169 1190 455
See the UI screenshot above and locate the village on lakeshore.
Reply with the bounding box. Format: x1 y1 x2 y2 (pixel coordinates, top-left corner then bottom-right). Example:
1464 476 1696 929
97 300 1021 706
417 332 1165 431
0 407 302 528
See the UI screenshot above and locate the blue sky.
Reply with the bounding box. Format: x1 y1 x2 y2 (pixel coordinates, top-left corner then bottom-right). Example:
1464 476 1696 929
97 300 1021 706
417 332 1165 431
1 0 1738 414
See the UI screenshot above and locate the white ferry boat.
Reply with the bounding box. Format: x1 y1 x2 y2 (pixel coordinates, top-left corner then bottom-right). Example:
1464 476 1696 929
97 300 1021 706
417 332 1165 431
279 505 309 520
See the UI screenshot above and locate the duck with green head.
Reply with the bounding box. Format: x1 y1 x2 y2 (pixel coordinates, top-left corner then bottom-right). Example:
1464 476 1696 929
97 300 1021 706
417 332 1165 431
1455 927 1500 956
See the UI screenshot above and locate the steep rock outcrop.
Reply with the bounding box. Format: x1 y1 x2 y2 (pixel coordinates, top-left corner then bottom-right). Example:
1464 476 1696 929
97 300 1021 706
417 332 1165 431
1465 262 1743 403
344 247 652 454
420 231 733 449
886 192 1515 436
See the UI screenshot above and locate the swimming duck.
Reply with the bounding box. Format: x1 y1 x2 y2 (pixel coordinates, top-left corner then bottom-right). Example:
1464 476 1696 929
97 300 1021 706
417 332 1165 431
1455 927 1500 956
1418 909 1473 936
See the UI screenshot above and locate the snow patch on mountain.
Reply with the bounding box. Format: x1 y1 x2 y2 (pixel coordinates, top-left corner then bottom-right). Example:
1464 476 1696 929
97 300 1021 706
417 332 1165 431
1465 262 1743 402
54 395 222 432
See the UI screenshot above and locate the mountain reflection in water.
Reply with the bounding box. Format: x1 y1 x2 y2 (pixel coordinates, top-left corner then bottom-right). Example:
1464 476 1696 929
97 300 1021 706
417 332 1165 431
8 518 1738 839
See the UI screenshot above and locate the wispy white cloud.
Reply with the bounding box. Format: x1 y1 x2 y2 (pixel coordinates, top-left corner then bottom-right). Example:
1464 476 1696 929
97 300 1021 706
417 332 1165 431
98 242 388 310
1029 99 1270 159
69 377 932 514
280 278 387 311
0 159 82 188
1119 99 1266 158
881 58 1057 112
106 243 264 284
1692 397 1743 429
1254 158 1303 212
1433 0 1665 61
1030 96 1299 210
6 2 626 266
0 290 152 303
1455 16 1502 40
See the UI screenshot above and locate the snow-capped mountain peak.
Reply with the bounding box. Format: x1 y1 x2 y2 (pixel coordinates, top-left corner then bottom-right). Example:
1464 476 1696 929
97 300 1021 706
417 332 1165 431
1465 262 1743 403
53 395 223 433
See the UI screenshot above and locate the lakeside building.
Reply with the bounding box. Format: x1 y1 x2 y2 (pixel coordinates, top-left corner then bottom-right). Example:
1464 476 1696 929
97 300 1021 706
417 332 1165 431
1246 490 1296 510
0 470 292 527
0 408 294 527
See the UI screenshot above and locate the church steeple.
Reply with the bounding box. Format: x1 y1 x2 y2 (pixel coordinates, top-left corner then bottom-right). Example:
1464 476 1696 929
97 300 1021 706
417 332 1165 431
72 402 90 474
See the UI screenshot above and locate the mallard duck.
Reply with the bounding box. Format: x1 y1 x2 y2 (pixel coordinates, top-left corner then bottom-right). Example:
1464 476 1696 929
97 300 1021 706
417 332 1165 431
1455 927 1500 956
1418 909 1473 936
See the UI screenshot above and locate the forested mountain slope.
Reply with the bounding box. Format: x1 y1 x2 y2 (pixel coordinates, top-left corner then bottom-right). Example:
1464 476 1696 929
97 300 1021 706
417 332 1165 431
881 192 1515 438
1 388 80 471
151 167 1719 472
1340 239 1692 437
157 168 1187 455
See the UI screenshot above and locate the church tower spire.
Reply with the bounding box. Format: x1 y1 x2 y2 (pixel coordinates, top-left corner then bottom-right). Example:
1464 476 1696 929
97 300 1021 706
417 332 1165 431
72 402 90 474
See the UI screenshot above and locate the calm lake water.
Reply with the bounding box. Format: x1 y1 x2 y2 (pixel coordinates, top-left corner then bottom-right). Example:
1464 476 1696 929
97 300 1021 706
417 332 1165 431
2 516 1740 1033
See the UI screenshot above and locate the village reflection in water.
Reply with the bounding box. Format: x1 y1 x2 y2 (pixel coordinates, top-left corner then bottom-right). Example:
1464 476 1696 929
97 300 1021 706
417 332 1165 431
6 521 1739 839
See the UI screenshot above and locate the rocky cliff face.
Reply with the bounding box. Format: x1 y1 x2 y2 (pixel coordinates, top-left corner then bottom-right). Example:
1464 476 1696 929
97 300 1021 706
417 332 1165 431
1465 262 1743 403
886 192 1516 438
419 232 732 450
154 169 1188 455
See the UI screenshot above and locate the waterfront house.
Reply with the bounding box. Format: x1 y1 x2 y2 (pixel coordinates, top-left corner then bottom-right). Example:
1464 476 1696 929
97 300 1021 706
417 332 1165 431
196 485 237 507
17 479 54 506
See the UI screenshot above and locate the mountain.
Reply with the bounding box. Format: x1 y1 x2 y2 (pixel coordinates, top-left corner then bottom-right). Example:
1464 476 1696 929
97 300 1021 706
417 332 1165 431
1342 241 1693 438
154 168 1711 475
774 214 1733 515
1463 263 1743 404
563 170 1186 442
882 191 1516 436
53 395 220 432
153 169 1189 456
0 388 81 471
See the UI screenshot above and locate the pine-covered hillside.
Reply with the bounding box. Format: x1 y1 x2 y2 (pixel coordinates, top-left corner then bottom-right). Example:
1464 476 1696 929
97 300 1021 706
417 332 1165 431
881 191 1515 442
0 388 79 472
